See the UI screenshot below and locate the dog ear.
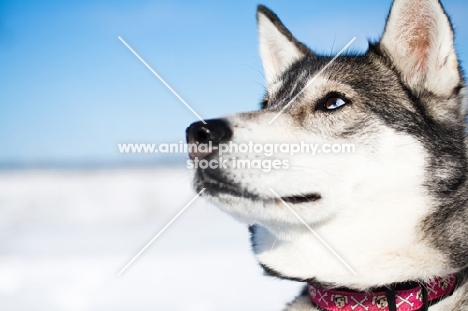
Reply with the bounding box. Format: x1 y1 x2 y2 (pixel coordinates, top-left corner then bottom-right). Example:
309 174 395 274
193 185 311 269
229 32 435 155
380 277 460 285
257 5 309 85
379 0 461 97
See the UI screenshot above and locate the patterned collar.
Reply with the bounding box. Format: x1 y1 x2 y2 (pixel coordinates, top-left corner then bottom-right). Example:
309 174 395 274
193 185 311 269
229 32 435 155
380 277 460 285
308 274 458 311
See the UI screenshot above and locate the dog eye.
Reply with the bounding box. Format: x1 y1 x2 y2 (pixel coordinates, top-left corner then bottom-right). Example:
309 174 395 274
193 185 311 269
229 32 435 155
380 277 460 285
325 97 347 110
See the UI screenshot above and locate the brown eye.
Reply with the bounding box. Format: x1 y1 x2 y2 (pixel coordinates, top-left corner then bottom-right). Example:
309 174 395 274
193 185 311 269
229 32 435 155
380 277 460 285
325 97 347 110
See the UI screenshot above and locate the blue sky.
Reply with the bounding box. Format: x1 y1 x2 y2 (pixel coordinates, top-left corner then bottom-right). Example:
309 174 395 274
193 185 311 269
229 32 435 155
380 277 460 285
1 0 467 164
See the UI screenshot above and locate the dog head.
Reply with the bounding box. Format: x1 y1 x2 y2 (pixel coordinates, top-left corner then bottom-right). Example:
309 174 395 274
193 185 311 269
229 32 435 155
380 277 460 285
187 0 467 288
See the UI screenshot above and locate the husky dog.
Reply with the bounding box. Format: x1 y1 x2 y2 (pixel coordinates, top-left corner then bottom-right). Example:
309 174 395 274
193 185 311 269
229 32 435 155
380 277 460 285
186 0 468 310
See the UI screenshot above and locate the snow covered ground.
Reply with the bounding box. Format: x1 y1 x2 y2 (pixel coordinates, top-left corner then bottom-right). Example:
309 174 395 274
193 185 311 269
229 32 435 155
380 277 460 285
0 167 302 310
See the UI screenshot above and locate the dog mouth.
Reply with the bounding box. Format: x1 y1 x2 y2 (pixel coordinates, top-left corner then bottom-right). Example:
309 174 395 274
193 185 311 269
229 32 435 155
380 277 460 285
196 170 321 204
196 170 261 200
278 193 321 204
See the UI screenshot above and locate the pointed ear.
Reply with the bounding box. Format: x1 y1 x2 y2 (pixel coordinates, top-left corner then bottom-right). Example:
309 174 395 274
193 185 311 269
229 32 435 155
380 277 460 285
379 0 461 96
257 5 309 85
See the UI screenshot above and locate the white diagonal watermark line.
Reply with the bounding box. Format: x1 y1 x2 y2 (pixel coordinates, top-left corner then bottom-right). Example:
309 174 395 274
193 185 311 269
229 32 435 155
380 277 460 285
117 188 206 276
268 37 356 124
268 188 357 275
118 36 206 124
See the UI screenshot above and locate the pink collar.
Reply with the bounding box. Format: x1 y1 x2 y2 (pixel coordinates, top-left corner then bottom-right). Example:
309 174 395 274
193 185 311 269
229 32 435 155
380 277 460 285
308 274 457 311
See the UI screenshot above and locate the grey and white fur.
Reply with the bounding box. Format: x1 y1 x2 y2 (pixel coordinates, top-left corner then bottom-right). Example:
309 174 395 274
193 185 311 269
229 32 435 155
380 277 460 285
187 0 468 309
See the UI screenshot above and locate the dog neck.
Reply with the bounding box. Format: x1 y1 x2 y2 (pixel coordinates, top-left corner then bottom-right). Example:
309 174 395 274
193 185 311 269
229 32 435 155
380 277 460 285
251 221 450 289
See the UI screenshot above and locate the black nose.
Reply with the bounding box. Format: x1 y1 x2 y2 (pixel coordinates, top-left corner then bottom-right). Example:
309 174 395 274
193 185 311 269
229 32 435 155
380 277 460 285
186 119 232 159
